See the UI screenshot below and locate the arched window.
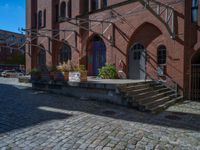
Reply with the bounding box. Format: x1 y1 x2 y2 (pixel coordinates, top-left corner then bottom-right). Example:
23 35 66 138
38 48 46 66
192 0 199 23
55 4 59 22
133 43 144 60
43 9 46 27
60 2 66 18
67 0 72 18
38 11 42 28
91 0 99 11
82 0 89 14
59 44 71 63
157 45 167 65
102 0 108 8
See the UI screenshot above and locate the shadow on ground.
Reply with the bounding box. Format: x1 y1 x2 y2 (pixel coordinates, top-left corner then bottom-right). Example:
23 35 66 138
0 83 199 134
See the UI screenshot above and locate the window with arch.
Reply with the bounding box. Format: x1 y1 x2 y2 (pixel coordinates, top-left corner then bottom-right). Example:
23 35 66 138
59 43 71 63
157 45 167 65
67 0 72 18
38 11 42 28
82 0 89 14
38 48 46 66
102 0 108 8
192 0 199 23
43 9 46 27
55 4 59 22
91 0 99 11
60 1 66 18
132 43 144 60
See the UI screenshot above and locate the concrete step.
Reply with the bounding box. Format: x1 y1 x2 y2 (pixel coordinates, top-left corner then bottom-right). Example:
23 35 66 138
118 81 154 90
138 90 175 104
149 96 183 114
120 84 150 92
125 84 165 95
145 94 176 109
120 82 160 92
133 87 170 100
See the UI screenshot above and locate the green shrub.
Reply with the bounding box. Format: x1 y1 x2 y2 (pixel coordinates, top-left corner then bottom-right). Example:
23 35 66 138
30 68 41 75
98 64 117 79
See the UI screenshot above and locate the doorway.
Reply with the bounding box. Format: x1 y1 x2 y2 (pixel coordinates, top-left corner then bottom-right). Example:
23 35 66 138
128 43 146 80
87 35 106 76
191 50 200 101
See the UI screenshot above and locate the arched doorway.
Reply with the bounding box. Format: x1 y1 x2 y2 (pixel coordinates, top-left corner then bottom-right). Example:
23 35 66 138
127 22 162 80
191 50 200 101
128 43 146 79
58 43 71 64
87 35 106 76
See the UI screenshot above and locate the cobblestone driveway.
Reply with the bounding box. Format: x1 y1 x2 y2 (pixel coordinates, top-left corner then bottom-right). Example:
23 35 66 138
0 78 199 150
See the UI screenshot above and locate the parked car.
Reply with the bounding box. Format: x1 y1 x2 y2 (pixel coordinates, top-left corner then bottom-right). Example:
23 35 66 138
0 69 3 77
1 70 24 78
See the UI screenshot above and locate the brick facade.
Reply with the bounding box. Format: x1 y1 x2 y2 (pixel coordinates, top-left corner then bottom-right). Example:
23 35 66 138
0 30 25 66
26 0 200 99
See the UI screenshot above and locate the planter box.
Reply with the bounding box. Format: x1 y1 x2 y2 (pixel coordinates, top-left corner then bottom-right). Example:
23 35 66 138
69 71 87 82
63 71 69 81
41 73 50 81
31 74 41 81
54 71 64 81
80 71 87 82
69 72 80 82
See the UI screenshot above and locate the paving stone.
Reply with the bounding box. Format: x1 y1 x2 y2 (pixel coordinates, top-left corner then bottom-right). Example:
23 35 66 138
0 78 199 150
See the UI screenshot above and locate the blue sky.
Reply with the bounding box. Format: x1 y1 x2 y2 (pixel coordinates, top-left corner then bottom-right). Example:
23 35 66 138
0 0 25 33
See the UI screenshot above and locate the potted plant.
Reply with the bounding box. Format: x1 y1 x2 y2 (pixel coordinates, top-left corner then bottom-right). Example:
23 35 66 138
30 68 41 81
40 66 50 81
56 61 72 81
48 66 57 80
98 64 117 79
73 64 87 82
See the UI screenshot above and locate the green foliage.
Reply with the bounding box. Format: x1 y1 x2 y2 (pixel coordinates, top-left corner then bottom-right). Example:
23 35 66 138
74 65 87 73
30 68 41 75
98 64 117 79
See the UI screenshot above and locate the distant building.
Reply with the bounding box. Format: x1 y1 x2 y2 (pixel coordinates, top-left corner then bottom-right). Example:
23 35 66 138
0 29 25 68
26 0 200 100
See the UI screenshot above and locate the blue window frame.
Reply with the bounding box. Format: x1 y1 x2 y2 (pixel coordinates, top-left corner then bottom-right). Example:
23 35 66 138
102 0 108 8
91 0 99 11
192 0 199 23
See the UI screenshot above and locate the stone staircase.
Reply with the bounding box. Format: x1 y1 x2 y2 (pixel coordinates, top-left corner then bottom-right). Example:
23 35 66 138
118 81 183 113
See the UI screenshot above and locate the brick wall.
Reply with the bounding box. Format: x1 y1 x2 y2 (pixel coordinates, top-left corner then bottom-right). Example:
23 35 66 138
26 0 200 98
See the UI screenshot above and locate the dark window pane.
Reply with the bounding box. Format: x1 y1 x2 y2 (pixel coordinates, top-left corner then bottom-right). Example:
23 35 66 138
60 2 66 18
38 11 42 28
157 45 167 65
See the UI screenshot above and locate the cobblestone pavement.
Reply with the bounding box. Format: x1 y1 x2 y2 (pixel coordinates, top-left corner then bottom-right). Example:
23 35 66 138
0 78 200 150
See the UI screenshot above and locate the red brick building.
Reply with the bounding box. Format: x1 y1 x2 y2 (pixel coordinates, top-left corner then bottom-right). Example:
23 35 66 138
26 0 200 100
0 30 25 66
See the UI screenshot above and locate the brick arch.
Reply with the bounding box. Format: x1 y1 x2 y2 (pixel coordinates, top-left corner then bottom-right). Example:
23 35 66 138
191 48 200 64
37 44 46 67
127 22 162 50
56 40 72 64
126 22 163 79
190 48 200 100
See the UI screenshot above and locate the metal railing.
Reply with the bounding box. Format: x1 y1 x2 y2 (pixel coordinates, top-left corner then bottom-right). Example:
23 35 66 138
145 70 179 97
